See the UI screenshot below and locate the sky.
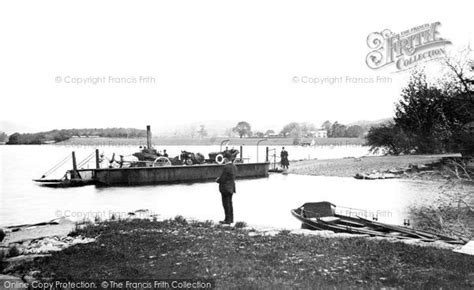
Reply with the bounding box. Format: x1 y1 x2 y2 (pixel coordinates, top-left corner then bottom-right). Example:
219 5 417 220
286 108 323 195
0 0 472 134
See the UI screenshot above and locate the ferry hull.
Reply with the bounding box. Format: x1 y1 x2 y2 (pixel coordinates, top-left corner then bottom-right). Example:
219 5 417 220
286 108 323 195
92 162 269 186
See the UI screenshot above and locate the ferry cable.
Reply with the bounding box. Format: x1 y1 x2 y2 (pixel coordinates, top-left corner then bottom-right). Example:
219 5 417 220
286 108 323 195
77 151 97 169
41 154 72 178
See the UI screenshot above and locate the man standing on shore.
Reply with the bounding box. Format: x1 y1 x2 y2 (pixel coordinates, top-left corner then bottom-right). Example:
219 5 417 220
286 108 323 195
216 152 237 224
280 147 289 169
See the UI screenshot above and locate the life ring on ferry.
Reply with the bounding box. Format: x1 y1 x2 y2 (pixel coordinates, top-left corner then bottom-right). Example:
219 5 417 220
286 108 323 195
185 159 193 165
215 154 224 164
152 157 172 167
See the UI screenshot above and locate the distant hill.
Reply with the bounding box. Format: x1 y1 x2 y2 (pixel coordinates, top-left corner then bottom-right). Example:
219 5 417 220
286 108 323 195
6 128 147 145
347 118 393 128
3 118 394 144
153 119 392 138
155 120 237 137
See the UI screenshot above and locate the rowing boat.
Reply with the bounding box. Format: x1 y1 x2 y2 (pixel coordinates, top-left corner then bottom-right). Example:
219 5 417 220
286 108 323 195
291 202 467 244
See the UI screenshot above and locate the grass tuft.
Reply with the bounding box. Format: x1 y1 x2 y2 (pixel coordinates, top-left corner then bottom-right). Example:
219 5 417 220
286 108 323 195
68 224 80 237
234 221 247 228
202 220 214 227
174 215 188 225
278 229 291 236
7 246 20 258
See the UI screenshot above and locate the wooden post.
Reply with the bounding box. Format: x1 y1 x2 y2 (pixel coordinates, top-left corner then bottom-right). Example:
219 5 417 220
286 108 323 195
273 151 277 170
240 145 243 162
95 149 100 169
266 147 269 162
72 151 77 171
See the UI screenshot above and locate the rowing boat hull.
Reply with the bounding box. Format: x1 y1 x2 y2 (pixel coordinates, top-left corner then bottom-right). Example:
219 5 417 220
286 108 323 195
291 208 390 237
291 202 467 244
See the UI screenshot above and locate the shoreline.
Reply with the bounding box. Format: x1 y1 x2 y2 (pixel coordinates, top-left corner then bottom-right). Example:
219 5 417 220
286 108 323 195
10 136 365 146
1 214 467 250
289 154 466 180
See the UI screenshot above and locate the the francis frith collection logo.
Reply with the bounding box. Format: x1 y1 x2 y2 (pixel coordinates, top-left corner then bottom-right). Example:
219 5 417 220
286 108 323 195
366 22 451 71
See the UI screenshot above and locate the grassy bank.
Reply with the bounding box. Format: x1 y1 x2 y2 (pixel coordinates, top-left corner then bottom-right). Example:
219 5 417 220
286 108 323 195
6 218 474 288
56 136 365 146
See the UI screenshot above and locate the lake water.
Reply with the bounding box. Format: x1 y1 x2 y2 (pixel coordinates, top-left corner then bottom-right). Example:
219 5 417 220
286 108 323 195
0 145 442 228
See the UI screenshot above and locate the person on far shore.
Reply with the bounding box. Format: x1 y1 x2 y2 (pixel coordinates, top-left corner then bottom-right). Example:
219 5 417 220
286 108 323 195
280 147 289 169
216 152 237 224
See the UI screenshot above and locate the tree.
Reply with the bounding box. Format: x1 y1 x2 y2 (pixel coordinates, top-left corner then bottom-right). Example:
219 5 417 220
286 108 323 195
330 121 347 137
321 120 332 130
232 121 252 138
321 120 332 136
366 122 410 155
264 129 275 136
197 125 208 138
444 46 473 102
394 70 470 153
345 125 364 138
443 48 474 156
280 122 300 137
300 122 316 137
280 122 317 138
254 131 265 138
7 132 20 144
367 64 473 155
4 128 147 144
189 126 197 139
0 131 8 143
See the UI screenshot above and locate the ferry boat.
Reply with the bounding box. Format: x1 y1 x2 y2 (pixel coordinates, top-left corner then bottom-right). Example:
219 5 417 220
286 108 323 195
34 126 269 187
